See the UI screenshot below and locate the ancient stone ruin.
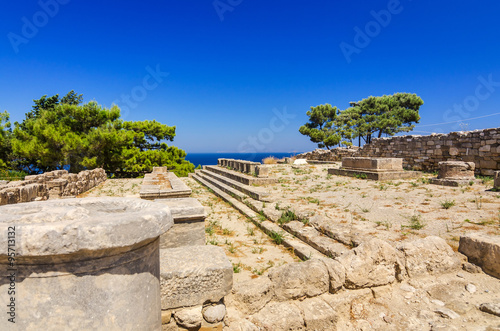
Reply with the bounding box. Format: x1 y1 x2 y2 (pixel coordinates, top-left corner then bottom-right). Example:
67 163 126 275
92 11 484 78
430 161 477 186
0 198 173 330
217 158 274 181
296 127 500 175
140 167 192 200
0 168 106 206
495 170 500 190
328 157 419 180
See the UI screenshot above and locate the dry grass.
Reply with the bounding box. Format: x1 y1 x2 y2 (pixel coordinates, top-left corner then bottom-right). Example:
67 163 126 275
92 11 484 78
262 156 278 164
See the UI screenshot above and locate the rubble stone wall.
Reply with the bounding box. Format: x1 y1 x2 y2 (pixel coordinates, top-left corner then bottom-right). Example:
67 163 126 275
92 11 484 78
0 168 107 206
295 147 358 162
357 128 500 175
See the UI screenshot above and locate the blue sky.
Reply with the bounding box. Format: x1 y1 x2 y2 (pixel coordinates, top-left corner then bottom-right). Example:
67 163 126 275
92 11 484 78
1 0 499 153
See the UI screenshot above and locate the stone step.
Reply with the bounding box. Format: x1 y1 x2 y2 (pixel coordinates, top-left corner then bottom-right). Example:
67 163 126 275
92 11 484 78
282 221 349 258
200 169 271 202
204 166 276 186
192 174 324 261
196 172 248 201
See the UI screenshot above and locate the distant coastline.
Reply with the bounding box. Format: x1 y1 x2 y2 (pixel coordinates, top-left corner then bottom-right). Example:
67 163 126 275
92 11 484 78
185 152 301 167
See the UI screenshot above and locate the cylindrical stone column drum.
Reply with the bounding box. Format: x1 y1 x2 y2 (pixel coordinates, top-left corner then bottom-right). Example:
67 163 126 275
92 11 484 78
0 197 173 331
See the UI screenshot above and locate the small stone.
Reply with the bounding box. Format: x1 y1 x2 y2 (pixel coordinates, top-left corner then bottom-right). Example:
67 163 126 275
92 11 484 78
400 284 416 292
431 300 445 307
161 310 172 324
383 315 393 324
480 303 500 317
174 307 203 329
463 262 482 274
465 284 477 294
456 273 464 278
203 304 226 324
434 308 460 319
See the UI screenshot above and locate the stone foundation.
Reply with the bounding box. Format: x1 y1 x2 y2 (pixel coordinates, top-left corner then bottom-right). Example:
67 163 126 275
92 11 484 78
357 127 500 175
140 168 192 200
0 168 106 206
328 157 420 180
430 161 478 187
0 198 173 330
218 158 271 177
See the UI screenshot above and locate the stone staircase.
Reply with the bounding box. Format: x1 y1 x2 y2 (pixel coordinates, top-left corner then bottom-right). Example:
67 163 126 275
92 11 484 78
191 163 354 261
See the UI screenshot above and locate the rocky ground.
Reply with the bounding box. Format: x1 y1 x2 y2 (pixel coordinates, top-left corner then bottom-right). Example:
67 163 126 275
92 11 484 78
81 165 500 330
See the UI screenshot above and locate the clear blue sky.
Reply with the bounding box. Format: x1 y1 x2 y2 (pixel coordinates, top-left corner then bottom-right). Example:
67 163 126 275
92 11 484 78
1 0 499 153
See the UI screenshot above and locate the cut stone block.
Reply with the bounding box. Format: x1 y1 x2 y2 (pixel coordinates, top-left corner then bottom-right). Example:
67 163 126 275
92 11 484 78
341 157 403 171
459 233 500 279
495 171 500 189
437 161 475 179
430 161 478 186
329 157 419 180
140 171 191 200
0 197 173 331
155 198 207 248
160 245 233 309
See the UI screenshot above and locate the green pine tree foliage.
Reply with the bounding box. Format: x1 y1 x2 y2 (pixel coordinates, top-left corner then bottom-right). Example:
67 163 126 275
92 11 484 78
298 104 341 150
0 111 12 169
299 93 423 148
12 91 195 176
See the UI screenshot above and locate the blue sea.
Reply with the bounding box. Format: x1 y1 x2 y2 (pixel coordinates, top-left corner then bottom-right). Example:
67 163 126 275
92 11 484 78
185 152 302 167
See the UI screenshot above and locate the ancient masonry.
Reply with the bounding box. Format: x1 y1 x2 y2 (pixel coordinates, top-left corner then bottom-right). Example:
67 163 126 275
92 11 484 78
139 167 233 330
358 127 500 175
0 168 106 206
429 161 478 187
328 157 420 181
297 127 500 175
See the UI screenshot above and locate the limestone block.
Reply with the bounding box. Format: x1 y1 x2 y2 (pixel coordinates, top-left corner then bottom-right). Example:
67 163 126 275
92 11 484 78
296 297 337 330
342 157 402 171
494 171 500 189
397 236 461 278
0 197 173 331
231 276 274 315
250 302 305 330
459 233 500 279
159 245 233 309
268 259 329 301
337 238 403 289
437 161 475 179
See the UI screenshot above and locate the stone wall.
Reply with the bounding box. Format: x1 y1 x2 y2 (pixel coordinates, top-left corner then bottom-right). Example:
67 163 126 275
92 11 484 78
357 128 500 175
295 147 358 162
0 168 107 206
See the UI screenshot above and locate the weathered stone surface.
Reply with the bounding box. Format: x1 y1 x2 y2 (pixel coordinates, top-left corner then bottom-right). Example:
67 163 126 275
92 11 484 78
156 197 207 248
161 310 172 324
174 306 203 329
338 238 402 289
251 302 305 330
480 303 500 317
319 258 346 293
342 157 403 171
495 171 500 189
160 245 233 309
397 236 461 277
0 197 173 256
0 168 105 206
459 233 500 279
202 303 226 323
434 307 460 319
437 161 475 179
155 197 206 221
268 259 329 301
141 171 192 200
0 197 171 331
231 276 274 315
355 128 500 175
296 297 337 330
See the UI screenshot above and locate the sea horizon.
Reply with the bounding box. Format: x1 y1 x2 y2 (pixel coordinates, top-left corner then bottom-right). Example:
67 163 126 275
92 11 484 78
184 152 304 167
